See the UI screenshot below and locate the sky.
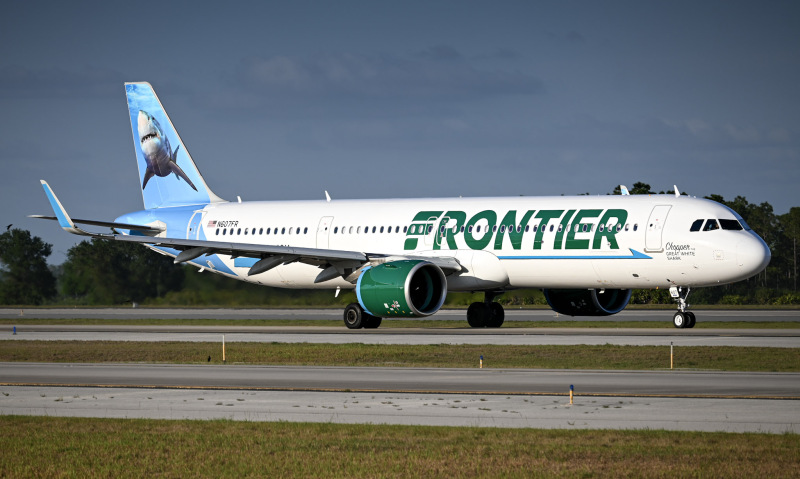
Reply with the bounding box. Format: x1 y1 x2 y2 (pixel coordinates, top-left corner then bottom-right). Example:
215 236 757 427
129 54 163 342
2 1 799 264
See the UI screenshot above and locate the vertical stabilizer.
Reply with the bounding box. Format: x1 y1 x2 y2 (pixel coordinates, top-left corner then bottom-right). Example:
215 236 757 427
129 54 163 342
125 82 225 209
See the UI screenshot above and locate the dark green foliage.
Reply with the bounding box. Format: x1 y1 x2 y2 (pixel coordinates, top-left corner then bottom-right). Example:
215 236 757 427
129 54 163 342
60 239 184 305
0 229 56 305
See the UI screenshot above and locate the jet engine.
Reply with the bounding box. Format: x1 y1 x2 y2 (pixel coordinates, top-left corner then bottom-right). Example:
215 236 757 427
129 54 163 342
356 260 447 317
543 288 631 316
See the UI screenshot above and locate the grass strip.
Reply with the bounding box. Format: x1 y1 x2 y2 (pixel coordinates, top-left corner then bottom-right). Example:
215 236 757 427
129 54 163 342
1 318 798 328
1 416 797 478
2 341 799 371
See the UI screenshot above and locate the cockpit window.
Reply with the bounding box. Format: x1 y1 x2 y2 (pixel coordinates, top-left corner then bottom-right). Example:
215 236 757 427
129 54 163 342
690 219 703 232
719 219 744 231
703 219 720 231
737 217 752 230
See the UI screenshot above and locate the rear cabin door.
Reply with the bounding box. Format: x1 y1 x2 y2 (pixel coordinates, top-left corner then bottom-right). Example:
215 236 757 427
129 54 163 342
187 210 204 240
645 205 672 252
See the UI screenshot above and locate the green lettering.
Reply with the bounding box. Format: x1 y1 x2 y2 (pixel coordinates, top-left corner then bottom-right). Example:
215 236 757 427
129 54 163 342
532 210 563 250
404 211 443 250
464 210 497 250
434 211 467 250
565 209 602 249
553 210 576 250
593 209 628 250
493 210 534 250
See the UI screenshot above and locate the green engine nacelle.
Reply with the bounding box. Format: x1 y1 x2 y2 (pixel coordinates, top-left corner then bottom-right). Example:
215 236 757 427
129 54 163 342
356 260 447 317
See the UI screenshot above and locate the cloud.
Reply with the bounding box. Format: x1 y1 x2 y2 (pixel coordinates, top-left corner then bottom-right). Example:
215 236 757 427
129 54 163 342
230 48 544 102
0 65 124 98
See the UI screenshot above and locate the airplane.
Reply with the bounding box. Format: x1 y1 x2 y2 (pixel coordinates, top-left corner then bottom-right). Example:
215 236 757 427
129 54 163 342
34 82 771 329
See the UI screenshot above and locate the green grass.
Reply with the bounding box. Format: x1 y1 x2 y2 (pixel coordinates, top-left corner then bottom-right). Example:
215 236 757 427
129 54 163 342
1 417 797 478
2 317 799 328
2 341 799 372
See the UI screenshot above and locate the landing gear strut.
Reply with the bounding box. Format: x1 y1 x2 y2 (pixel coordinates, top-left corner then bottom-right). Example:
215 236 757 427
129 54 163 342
670 286 696 329
466 291 505 328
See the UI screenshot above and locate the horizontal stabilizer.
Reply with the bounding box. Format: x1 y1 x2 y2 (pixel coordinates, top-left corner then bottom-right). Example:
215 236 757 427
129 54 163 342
29 215 163 235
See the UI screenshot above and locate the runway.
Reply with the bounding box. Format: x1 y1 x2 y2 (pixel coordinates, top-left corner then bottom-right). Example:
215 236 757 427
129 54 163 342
3 363 798 397
1 363 798 433
3 308 798 432
6 324 800 347
3 307 799 322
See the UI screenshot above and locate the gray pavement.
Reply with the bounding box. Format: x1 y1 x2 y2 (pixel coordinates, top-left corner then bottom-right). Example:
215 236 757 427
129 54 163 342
2 307 799 322
3 363 798 398
5 325 800 347
1 386 797 433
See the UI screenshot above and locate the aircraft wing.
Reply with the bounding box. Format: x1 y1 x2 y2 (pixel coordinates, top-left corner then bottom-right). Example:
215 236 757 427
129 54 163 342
35 180 462 280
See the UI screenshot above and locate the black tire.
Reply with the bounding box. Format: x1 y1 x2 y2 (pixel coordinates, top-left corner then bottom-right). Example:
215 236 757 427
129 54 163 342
487 302 505 328
344 303 365 329
363 315 383 329
672 311 686 329
467 302 489 327
686 312 696 329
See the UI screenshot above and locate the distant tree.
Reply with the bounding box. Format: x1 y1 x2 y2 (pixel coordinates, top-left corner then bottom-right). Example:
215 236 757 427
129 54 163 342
780 207 800 292
612 182 656 195
61 239 184 305
0 229 56 305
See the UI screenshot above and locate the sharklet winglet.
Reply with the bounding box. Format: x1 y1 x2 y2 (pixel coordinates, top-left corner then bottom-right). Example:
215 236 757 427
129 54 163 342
39 180 104 237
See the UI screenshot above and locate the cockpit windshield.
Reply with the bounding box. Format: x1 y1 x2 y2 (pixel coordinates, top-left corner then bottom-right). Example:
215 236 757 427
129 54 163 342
690 218 745 232
703 219 720 231
719 219 744 231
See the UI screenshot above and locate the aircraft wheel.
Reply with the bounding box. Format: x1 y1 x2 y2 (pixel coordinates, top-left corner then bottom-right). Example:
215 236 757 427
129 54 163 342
363 315 383 329
467 302 489 327
344 303 365 329
672 311 686 329
486 302 505 328
686 312 696 329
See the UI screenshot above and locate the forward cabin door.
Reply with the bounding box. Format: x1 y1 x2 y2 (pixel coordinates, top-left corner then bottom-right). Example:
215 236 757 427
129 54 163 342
645 205 671 252
317 216 334 248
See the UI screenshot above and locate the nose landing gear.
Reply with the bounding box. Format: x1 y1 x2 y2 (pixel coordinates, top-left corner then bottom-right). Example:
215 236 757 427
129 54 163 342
670 286 696 329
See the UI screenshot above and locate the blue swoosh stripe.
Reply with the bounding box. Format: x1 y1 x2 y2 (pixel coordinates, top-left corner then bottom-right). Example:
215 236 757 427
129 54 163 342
498 249 652 260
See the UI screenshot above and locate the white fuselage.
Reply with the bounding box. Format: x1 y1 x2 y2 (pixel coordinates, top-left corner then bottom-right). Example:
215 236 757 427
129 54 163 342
145 193 770 293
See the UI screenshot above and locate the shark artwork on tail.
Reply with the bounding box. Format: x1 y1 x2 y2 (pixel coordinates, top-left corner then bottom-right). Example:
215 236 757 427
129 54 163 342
137 110 197 191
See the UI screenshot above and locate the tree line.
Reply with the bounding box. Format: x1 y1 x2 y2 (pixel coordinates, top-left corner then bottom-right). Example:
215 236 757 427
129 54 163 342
1 183 798 306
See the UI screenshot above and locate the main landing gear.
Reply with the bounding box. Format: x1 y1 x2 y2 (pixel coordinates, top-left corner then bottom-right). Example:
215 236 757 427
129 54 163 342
670 286 696 329
466 291 505 328
343 303 382 329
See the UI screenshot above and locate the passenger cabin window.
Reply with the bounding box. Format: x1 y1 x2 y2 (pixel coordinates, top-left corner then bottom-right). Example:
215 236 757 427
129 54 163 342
703 219 720 231
719 219 743 231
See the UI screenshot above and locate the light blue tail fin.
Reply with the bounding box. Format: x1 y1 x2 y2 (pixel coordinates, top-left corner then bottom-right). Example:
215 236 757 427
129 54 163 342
125 82 224 209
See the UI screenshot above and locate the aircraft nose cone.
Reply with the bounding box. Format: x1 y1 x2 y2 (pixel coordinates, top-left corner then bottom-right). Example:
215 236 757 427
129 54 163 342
736 233 771 276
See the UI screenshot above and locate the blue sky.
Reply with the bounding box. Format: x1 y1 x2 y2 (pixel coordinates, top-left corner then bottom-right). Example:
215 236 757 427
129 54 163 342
2 1 798 263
